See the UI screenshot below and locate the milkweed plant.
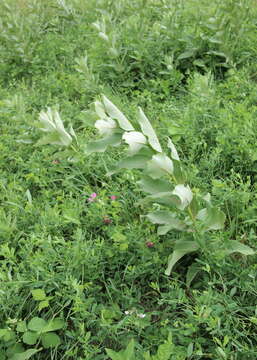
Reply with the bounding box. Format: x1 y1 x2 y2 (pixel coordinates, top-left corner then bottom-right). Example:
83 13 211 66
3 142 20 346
33 96 254 276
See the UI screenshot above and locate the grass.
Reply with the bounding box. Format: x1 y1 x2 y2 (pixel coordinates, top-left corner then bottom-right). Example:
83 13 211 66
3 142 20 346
0 0 257 359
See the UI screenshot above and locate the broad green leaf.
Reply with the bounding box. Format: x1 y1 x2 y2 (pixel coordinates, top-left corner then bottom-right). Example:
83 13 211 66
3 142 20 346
167 138 179 161
95 118 116 136
197 207 225 231
225 241 255 256
142 192 180 207
165 240 199 275
122 131 147 154
157 222 186 235
42 318 65 333
147 210 177 224
116 154 152 170
27 317 47 333
172 184 193 210
86 133 122 153
138 107 162 152
31 289 46 301
11 348 41 360
147 211 186 233
36 132 65 146
137 176 172 194
102 95 134 131
186 262 202 287
41 333 61 348
94 100 106 119
147 154 173 179
22 331 39 345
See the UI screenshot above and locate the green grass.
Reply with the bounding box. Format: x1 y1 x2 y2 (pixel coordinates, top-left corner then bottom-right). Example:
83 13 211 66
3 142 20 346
0 0 257 359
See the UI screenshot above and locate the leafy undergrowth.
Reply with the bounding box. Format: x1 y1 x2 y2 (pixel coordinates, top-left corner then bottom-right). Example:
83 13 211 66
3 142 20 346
0 0 256 359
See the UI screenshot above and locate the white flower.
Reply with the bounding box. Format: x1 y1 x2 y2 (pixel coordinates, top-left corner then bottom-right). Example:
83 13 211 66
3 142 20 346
137 313 146 318
124 310 134 315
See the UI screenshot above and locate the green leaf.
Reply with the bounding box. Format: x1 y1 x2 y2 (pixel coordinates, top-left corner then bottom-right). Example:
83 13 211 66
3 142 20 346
143 351 151 360
167 138 179 161
106 339 135 360
105 348 122 360
177 49 196 60
173 160 186 184
102 95 134 131
41 318 65 333
172 184 193 210
38 108 72 146
86 133 122 153
197 206 225 231
38 300 49 311
146 154 173 179
147 210 177 224
41 333 61 348
147 211 186 234
6 344 24 357
165 240 199 276
138 107 162 152
36 132 63 146
186 262 202 287
95 100 106 118
122 131 147 154
10 349 41 360
116 154 152 170
16 321 27 333
0 329 16 342
137 176 172 194
95 118 117 136
225 241 255 256
123 339 135 359
22 331 39 345
142 192 180 208
31 289 46 301
155 333 174 360
27 317 47 333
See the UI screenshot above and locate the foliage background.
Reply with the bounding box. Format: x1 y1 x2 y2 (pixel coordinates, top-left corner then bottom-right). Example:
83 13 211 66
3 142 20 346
0 0 256 359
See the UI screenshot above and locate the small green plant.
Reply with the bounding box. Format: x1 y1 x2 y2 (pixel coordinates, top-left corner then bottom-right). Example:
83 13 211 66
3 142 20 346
33 96 255 276
0 317 65 359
